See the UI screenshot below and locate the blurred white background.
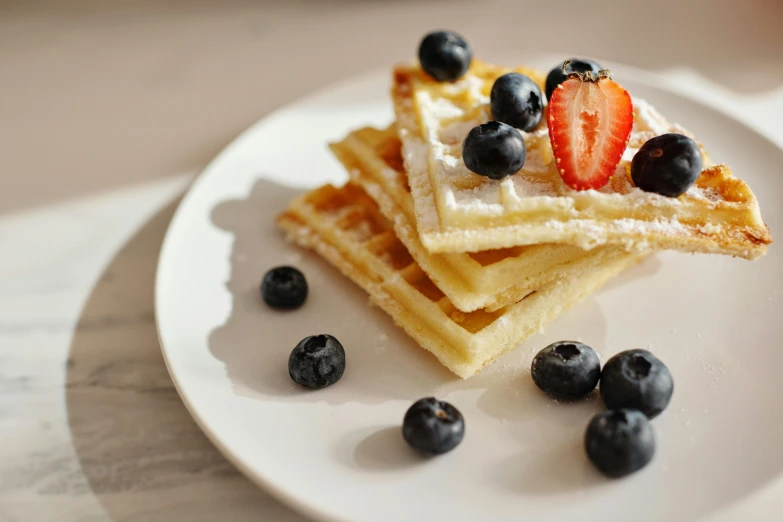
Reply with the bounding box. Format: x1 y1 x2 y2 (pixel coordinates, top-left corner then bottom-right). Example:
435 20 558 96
2 0 782 212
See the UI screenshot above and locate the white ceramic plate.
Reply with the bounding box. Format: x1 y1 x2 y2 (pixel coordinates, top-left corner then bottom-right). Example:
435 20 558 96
155 58 783 522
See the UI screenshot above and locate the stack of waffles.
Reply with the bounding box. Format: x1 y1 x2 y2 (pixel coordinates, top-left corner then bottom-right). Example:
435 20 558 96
277 60 771 379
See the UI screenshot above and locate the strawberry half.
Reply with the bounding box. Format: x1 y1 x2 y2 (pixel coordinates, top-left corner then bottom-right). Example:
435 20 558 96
547 67 633 191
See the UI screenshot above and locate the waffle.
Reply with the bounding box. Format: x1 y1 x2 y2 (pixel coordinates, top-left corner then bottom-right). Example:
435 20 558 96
277 182 644 378
392 61 771 259
330 125 631 313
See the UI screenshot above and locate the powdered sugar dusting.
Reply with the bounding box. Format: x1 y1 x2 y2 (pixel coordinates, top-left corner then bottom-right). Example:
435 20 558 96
698 223 723 234
465 75 490 104
622 146 639 163
510 174 554 197
688 185 723 203
400 134 441 230
521 147 551 174
440 119 482 145
613 217 687 235
442 154 460 169
633 98 671 135
535 216 691 249
452 182 503 209
430 97 465 120
416 80 699 213
399 68 747 252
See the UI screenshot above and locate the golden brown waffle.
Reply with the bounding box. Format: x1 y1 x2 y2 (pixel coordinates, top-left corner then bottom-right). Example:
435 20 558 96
330 125 630 313
392 61 771 259
277 182 644 378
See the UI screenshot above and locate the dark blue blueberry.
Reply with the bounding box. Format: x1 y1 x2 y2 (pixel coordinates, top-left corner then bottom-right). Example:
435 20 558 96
585 409 656 478
531 341 601 400
490 73 543 132
418 30 472 82
261 266 308 309
545 58 602 101
600 349 674 418
402 398 464 456
631 133 703 197
288 335 346 389
462 121 525 179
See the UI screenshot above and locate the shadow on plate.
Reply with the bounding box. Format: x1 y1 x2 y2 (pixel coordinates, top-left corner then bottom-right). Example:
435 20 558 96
601 254 662 292
208 179 458 405
65 197 308 522
475 368 603 430
206 178 663 407
351 426 426 472
490 439 606 496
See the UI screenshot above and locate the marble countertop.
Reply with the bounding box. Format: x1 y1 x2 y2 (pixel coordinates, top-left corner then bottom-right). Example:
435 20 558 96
2 1 783 520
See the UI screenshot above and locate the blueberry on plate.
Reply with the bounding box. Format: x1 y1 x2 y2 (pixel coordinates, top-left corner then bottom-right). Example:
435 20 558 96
288 335 346 389
600 349 674 418
261 266 308 309
545 58 602 101
418 30 472 82
631 133 703 197
462 121 526 179
490 73 544 132
402 398 464 456
585 409 655 478
531 341 601 400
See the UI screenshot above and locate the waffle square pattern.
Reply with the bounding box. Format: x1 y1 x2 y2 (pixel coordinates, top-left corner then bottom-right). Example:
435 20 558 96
392 61 771 258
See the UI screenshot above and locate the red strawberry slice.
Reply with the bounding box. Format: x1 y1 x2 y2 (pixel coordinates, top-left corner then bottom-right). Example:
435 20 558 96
547 71 633 191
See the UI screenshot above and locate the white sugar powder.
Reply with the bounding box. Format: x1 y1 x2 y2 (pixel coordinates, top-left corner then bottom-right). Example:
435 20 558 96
430 98 465 119
440 119 481 144
402 71 735 246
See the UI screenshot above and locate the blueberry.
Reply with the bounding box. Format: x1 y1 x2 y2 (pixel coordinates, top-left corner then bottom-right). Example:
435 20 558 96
585 409 655 478
261 266 308 309
600 349 674 418
490 73 544 132
288 335 345 389
631 133 703 197
418 30 472 82
545 58 602 101
402 398 464 456
531 341 601 400
462 121 526 179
